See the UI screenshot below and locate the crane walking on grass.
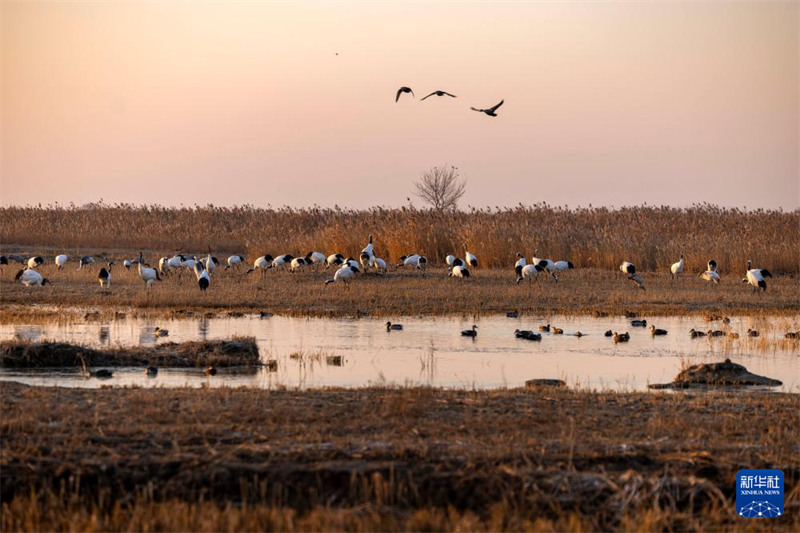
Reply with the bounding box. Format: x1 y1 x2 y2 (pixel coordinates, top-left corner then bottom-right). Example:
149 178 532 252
325 265 360 286
670 254 684 281
98 262 113 288
137 252 161 287
15 268 50 286
743 260 772 292
700 259 720 284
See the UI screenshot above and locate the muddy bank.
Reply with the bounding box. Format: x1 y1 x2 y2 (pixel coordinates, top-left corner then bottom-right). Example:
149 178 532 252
1 383 798 531
0 338 259 368
649 358 783 389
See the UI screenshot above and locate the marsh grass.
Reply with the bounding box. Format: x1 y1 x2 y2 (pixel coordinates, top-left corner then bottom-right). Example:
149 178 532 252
2 203 798 273
1 383 798 532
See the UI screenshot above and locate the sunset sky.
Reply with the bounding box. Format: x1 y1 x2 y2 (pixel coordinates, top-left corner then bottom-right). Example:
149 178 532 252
2 1 798 209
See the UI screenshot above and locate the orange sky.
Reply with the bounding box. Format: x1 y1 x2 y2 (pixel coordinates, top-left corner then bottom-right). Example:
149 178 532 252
2 1 798 209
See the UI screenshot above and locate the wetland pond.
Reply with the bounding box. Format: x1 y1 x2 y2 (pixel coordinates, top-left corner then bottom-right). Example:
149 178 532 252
1 312 798 392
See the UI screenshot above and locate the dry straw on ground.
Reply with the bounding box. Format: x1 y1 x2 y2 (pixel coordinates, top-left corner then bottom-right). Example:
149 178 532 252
1 383 798 531
2 263 799 319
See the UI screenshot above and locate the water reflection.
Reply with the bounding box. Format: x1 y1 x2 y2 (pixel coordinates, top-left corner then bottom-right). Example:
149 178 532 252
0 313 798 392
98 326 110 345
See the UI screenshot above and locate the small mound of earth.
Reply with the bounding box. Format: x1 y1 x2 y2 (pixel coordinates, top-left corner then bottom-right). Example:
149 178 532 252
649 359 782 390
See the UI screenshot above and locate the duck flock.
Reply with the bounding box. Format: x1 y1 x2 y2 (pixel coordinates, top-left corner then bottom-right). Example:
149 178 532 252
0 231 777 297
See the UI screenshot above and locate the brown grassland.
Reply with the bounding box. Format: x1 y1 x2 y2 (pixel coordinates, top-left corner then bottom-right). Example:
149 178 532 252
2 204 798 319
1 262 798 321
2 382 799 532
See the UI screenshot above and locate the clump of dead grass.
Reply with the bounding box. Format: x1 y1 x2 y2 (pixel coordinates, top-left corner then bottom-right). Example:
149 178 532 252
0 337 259 368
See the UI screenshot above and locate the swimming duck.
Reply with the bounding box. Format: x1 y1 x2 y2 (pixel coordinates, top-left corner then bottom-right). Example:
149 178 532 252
461 325 478 337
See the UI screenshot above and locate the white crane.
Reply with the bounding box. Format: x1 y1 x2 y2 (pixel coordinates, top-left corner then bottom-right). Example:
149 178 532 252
98 262 113 288
326 253 345 268
247 254 274 277
514 252 526 271
204 248 217 275
180 255 197 270
516 264 544 284
361 234 374 259
620 261 636 275
700 259 720 283
15 268 50 286
464 244 478 268
450 265 470 278
620 261 645 289
550 260 575 282
55 254 68 270
373 257 387 273
743 260 772 292
532 249 556 280
397 255 427 270
305 252 326 269
325 265 360 286
27 256 44 269
226 255 245 271
670 254 684 280
167 255 183 270
197 266 210 291
137 252 161 287
290 257 308 272
271 254 293 269
158 257 172 276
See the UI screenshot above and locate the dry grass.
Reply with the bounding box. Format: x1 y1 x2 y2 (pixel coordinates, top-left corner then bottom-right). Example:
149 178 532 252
1 261 798 319
0 338 259 368
1 382 798 531
2 203 798 273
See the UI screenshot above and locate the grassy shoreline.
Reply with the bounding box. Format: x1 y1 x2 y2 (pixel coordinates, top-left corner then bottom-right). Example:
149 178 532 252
2 266 799 320
1 382 798 531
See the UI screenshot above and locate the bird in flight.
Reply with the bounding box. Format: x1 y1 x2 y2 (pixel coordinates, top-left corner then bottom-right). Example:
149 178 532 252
471 100 504 117
421 90 457 101
396 86 414 102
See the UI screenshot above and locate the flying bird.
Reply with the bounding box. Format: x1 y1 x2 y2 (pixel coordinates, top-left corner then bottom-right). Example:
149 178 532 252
421 90 456 101
395 86 414 102
471 100 504 117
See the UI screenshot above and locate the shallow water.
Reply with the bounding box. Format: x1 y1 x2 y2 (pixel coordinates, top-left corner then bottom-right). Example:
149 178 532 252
1 314 798 392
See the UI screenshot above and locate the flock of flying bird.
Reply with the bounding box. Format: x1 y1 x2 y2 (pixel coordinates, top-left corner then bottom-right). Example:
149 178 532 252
1 234 775 293
395 86 505 117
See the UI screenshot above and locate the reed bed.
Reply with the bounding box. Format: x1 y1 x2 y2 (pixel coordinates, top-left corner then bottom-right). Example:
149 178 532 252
1 383 798 532
2 203 798 273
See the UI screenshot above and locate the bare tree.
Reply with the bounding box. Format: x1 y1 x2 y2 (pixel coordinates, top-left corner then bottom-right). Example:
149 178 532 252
412 165 467 211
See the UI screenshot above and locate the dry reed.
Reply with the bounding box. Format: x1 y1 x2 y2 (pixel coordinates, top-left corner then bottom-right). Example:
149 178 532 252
2 203 798 273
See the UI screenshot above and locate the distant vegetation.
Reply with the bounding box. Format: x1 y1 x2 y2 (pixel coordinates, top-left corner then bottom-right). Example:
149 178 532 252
1 203 797 273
